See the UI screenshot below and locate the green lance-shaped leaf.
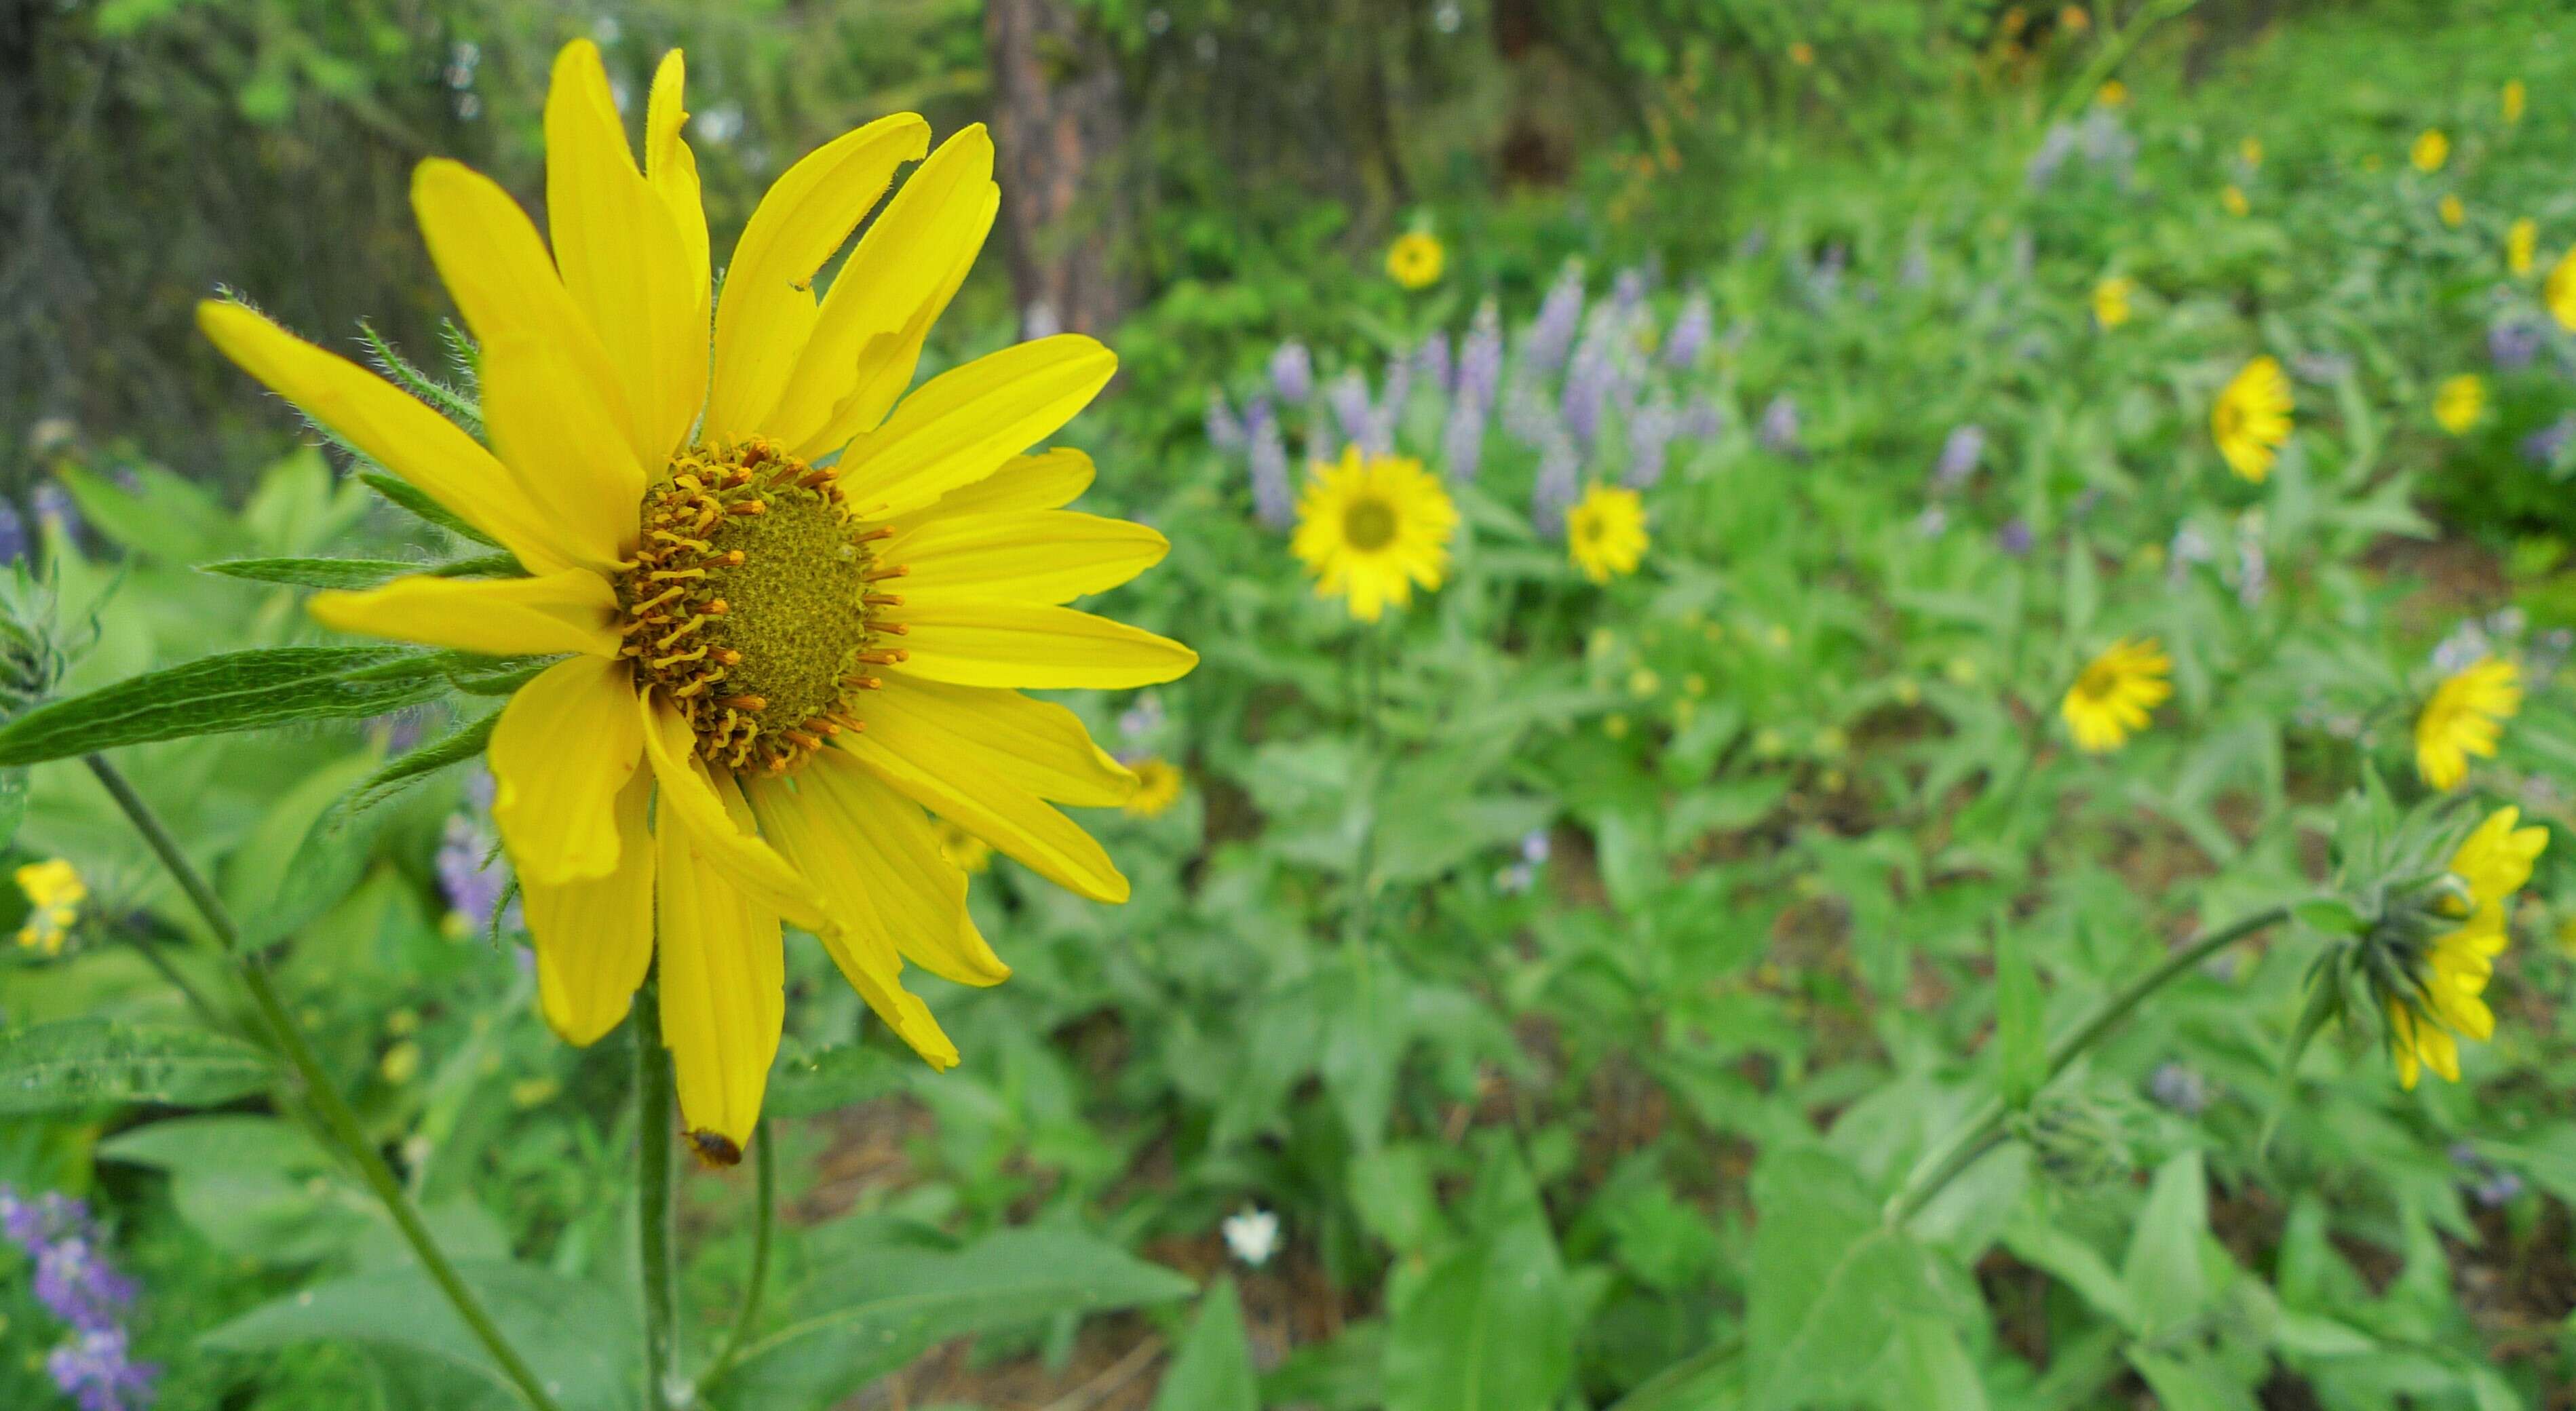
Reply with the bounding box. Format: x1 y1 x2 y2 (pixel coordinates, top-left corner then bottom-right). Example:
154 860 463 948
1993 925 2045 1109
0 646 455 767
204 558 436 591
360 471 501 548
352 710 499 811
1153 1277 1259 1411
0 1019 274 1113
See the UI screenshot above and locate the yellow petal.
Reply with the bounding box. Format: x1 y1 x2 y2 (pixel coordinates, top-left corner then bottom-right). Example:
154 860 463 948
545 40 706 464
479 332 645 569
643 50 711 325
491 655 647 885
772 125 998 454
704 114 931 440
636 692 830 933
839 732 1129 904
310 569 620 657
869 674 1134 807
410 157 648 469
876 450 1096 540
524 766 655 1045
748 753 1007 988
883 602 1197 690
195 302 577 574
836 336 1117 519
893 511 1169 605
655 813 784 1151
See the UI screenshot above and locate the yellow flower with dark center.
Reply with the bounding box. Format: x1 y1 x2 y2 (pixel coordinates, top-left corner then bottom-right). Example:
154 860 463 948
195 41 1195 1159
2415 656 2520 790
14 859 84 956
2212 355 2293 482
2061 638 2172 753
2091 275 2134 329
935 818 993 874
2509 216 2537 275
2412 128 2449 172
1124 756 1183 817
2504 79 2526 124
1291 447 1458 621
2387 807 2546 1089
2439 193 2465 229
1566 482 1649 583
2433 374 2486 435
1386 233 1445 290
2221 184 2250 218
2549 247 2576 330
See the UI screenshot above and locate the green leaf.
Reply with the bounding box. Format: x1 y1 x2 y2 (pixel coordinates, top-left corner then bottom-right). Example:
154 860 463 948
353 711 498 811
1993 926 2044 1108
226 750 393 947
2121 1150 2212 1334
2290 896 2367 937
361 471 501 547
0 646 450 767
1891 1314 1989 1411
764 1040 905 1119
2123 1345 2258 1411
0 1019 273 1113
1743 1146 1948 1411
1383 1146 1573 1411
204 1260 642 1411
713 1228 1194 1410
1153 1278 1258 1411
203 557 427 590
0 767 28 852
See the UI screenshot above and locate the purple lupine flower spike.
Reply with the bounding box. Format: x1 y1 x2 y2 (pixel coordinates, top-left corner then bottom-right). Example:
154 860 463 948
1441 394 1488 484
1997 519 2033 556
1456 301 1504 411
0 501 26 565
1531 435 1581 538
1625 396 1680 489
1268 341 1313 405
1248 405 1295 529
1757 394 1801 456
1935 424 1984 488
1205 389 1248 452
1526 265 1586 373
1664 293 1712 369
1326 370 1376 453
1416 330 1453 398
1370 358 1412 457
50 1325 158 1411
1561 339 1613 450
1680 395 1723 442
2491 317 2543 372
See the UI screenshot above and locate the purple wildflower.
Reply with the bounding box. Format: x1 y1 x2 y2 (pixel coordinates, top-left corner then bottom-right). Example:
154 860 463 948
1680 395 1723 442
2521 412 2576 467
1996 519 2033 556
1757 395 1802 456
1440 392 1488 483
2147 1063 2210 1115
1370 358 1412 457
2 1186 158 1410
1526 265 1586 372
2026 122 2078 189
1268 341 1314 406
1457 301 1504 409
1326 370 1375 451
1204 389 1248 452
1625 396 1680 489
1611 267 1648 316
2491 317 2544 372
31 482 78 541
1248 406 1295 529
1664 293 1713 369
1531 435 1580 538
47 1325 157 1411
1561 339 1613 450
438 771 520 933
1934 424 1984 488
1415 331 1453 397
0 501 26 565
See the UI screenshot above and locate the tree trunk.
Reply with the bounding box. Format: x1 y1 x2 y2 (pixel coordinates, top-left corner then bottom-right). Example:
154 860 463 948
984 0 1130 339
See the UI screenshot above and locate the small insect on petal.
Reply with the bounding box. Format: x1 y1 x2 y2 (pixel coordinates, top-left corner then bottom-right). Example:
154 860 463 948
686 1129 744 1167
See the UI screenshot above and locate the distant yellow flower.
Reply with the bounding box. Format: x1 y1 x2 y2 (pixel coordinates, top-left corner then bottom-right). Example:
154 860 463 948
2092 275 2134 329
2061 637 2172 753
2416 657 2520 790
1386 232 1445 290
2387 807 2547 1089
1123 756 1183 817
2549 247 2576 329
2058 5 2090 32
2096 79 2128 109
1788 41 1815 66
2509 217 2537 275
936 818 993 874
510 1077 562 1108
2221 184 2250 218
13 859 84 956
1566 482 1649 583
1292 447 1458 621
2239 136 2263 170
2440 193 2465 229
2212 355 2293 482
2412 128 2449 172
2504 79 2526 124
380 1041 423 1085
2433 374 2486 435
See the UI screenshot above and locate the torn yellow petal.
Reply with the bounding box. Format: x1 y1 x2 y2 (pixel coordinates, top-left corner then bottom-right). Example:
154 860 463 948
655 813 784 1151
883 601 1198 691
836 336 1117 519
525 766 655 1045
704 113 931 440
868 674 1134 807
643 49 711 326
749 752 1007 988
310 569 620 658
839 733 1129 904
491 655 647 885
636 692 830 933
195 302 578 575
893 511 1169 605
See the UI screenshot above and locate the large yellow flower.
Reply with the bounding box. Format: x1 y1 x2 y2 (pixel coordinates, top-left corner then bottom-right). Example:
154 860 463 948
1386 233 1446 290
1291 447 1458 621
2061 638 2172 753
197 41 1195 1159
1566 482 1649 583
2415 657 2520 791
2212 355 2293 482
2389 807 2547 1089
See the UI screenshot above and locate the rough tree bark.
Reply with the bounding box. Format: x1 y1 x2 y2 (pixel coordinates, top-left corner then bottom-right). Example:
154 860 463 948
984 0 1131 339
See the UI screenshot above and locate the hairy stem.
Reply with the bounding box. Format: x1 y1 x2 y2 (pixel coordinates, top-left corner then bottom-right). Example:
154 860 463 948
634 986 680 1410
695 1115 775 1395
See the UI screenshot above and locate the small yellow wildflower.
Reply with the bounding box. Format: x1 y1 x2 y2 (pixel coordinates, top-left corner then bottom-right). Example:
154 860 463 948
2096 79 2128 109
1604 714 1632 739
2387 807 2547 1089
2440 193 2465 229
2412 128 2449 173
2239 136 2263 170
2548 247 2576 330
1628 668 1661 699
14 859 84 956
2221 184 2250 218
2061 638 2173 753
2504 79 2526 124
2433 374 2486 436
936 818 993 874
1385 232 1445 290
1566 482 1649 583
1788 41 1815 66
1123 756 1183 818
1291 448 1459 621
2510 217 2537 275
381 1041 423 1085
2212 355 2294 482
2092 275 2134 329
511 1077 562 1108
2416 657 2520 791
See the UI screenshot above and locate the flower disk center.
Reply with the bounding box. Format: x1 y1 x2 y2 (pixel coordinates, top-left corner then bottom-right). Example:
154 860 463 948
1343 498 1399 552
615 439 906 775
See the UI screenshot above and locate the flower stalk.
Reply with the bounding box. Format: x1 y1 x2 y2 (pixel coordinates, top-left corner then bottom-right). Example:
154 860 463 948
633 985 681 1411
696 1116 775 1397
84 754 566 1411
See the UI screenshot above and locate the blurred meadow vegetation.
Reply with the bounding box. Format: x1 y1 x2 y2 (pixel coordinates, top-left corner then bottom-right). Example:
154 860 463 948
14 0 2576 1408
